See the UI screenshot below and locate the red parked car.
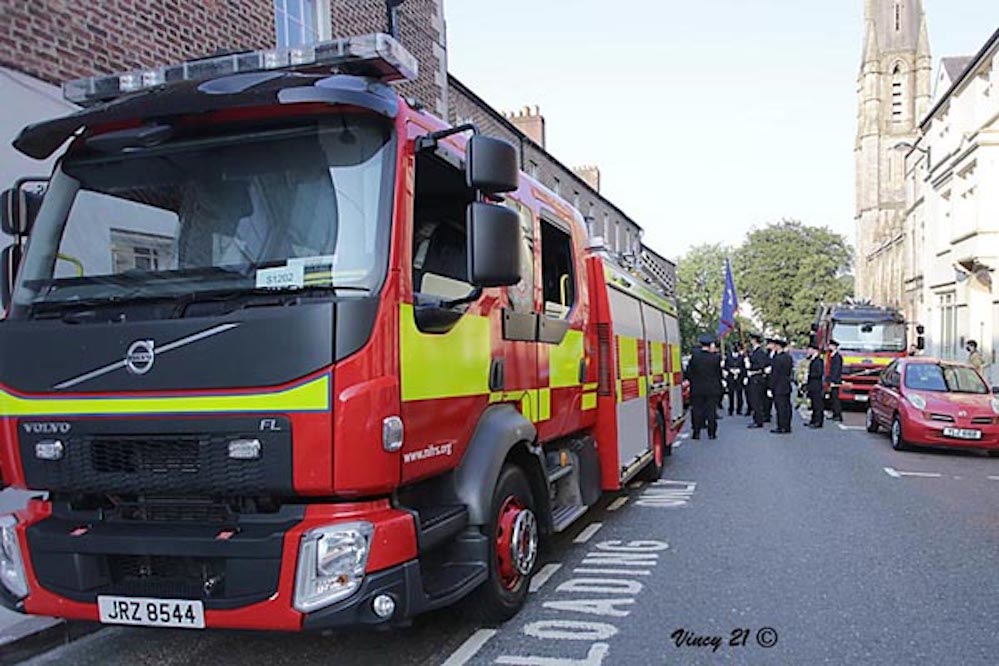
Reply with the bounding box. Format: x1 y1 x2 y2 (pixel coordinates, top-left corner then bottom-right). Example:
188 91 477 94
867 358 999 454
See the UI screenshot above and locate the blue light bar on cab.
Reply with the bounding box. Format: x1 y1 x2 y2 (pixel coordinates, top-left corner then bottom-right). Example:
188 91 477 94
63 33 418 107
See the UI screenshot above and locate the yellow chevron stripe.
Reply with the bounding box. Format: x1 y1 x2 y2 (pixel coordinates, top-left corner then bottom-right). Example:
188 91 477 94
0 375 330 417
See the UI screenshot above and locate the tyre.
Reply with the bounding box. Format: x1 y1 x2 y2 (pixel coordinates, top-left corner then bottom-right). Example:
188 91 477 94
866 408 879 433
891 415 909 451
639 411 669 480
469 464 539 624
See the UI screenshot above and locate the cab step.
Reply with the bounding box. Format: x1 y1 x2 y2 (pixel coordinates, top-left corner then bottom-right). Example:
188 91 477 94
415 505 468 553
422 562 487 601
546 462 574 484
550 504 588 532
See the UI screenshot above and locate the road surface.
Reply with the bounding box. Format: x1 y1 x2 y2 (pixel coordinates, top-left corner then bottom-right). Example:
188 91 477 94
18 406 999 664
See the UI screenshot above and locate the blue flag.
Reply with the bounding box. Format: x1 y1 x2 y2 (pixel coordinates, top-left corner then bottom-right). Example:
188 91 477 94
718 259 739 339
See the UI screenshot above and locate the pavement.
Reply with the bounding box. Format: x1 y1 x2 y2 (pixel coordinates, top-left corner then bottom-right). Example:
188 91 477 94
14 405 999 664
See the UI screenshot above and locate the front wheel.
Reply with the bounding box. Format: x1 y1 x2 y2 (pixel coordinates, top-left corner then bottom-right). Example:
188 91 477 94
891 415 909 451
469 464 539 624
866 408 880 433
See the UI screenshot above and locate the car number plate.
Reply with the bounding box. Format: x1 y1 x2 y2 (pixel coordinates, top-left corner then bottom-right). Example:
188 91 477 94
853 394 869 402
943 427 983 440
97 595 205 629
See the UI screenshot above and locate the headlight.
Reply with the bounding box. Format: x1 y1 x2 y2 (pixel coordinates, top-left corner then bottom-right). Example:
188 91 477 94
990 398 999 416
906 393 927 410
293 522 373 613
0 515 28 599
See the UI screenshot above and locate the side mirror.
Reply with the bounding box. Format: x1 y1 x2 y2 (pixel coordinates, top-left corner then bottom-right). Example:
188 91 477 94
1 181 45 237
992 386 999 395
916 336 925 350
1 244 22 311
467 202 521 287
466 136 518 194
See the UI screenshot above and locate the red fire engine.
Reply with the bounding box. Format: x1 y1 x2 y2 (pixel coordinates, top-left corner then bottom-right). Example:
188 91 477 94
813 301 921 405
0 34 683 630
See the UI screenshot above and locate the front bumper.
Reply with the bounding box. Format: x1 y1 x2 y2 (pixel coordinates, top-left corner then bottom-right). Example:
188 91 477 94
1 499 422 631
903 418 999 450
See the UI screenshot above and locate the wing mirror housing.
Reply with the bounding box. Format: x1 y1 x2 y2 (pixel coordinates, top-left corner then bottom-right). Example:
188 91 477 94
466 136 518 194
467 202 521 287
1 179 46 237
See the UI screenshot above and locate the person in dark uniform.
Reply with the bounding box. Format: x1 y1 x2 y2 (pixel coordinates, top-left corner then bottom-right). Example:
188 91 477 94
746 333 769 429
763 338 777 423
805 342 825 428
709 340 725 419
770 339 794 434
724 344 745 415
685 334 724 440
827 340 843 422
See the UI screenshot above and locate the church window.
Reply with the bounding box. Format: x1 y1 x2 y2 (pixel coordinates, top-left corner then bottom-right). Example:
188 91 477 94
894 2 902 31
891 63 905 122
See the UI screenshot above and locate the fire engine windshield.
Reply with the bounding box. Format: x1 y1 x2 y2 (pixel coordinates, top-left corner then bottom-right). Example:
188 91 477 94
12 116 395 312
832 321 907 352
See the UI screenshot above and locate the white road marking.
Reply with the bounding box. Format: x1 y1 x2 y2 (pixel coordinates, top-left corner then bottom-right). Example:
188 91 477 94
573 522 603 544
672 440 683 449
678 432 691 440
988 476 999 481
628 482 643 489
837 424 866 431
441 629 497 666
607 496 629 512
529 563 563 593
884 466 941 478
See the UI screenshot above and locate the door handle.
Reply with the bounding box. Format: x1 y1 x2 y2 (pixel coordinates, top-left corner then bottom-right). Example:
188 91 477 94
489 359 505 392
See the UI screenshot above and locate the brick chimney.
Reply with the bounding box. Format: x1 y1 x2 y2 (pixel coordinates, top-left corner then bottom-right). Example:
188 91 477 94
573 165 601 193
503 105 546 148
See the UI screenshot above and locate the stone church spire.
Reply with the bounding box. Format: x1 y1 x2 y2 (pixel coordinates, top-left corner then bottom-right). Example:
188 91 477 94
854 0 931 306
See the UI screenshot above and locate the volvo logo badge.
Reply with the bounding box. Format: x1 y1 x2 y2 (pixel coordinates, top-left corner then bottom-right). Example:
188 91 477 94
125 340 155 375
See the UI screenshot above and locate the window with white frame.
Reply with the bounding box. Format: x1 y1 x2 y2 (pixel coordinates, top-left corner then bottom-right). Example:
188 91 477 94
275 0 330 48
111 229 176 273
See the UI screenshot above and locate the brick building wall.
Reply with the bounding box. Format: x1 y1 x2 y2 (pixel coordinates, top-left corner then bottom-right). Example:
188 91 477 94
0 0 673 295
0 0 275 85
330 0 447 118
448 75 675 295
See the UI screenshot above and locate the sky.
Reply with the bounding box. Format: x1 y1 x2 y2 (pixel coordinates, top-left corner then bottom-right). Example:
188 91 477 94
443 1 999 262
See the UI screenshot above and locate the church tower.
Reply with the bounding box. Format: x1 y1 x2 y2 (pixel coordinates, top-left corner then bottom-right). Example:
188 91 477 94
855 0 932 305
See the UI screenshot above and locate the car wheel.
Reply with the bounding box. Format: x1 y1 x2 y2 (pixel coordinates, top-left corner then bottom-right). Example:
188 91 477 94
891 415 909 451
866 408 880 433
469 464 538 624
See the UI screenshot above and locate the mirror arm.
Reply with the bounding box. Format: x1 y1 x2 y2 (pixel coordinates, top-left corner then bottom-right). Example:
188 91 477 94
415 123 479 153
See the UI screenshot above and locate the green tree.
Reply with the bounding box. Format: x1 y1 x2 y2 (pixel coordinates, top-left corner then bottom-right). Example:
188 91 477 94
734 220 853 344
676 244 728 351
